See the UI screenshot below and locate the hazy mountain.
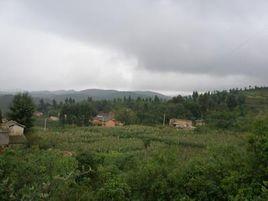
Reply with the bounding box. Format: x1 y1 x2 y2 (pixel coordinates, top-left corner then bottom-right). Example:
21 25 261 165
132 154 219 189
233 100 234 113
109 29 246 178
0 89 170 113
29 89 169 101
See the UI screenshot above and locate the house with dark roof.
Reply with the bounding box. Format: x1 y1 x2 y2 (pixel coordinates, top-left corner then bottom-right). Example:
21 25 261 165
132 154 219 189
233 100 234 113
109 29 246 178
91 112 122 127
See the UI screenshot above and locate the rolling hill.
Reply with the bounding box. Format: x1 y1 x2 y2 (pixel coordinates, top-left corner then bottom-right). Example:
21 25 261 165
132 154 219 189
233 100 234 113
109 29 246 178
0 89 170 113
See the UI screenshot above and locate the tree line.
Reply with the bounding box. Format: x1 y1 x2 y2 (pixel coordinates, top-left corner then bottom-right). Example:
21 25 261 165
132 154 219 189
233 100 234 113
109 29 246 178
35 88 247 129
4 87 265 130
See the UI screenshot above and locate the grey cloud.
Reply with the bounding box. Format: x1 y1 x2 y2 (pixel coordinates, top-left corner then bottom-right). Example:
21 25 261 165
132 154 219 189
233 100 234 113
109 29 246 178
14 0 268 79
0 0 267 92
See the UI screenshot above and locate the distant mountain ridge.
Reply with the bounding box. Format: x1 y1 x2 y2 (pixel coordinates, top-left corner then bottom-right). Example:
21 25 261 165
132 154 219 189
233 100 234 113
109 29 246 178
29 89 169 100
0 89 170 112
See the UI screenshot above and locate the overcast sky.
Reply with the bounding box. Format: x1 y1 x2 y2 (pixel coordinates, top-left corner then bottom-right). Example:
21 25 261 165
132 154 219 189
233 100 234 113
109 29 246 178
0 0 268 95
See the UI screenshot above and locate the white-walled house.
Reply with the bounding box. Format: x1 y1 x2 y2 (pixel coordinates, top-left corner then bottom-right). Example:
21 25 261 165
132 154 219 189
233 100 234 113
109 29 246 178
5 120 25 136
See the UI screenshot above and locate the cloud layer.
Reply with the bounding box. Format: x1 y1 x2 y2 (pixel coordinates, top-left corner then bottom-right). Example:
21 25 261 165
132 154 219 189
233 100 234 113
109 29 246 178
0 0 267 94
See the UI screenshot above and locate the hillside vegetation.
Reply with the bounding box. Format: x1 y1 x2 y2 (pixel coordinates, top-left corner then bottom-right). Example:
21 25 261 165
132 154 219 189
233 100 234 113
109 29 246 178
0 87 267 200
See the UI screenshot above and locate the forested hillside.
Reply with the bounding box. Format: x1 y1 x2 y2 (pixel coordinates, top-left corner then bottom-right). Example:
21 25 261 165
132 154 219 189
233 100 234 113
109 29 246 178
0 87 267 200
32 87 268 130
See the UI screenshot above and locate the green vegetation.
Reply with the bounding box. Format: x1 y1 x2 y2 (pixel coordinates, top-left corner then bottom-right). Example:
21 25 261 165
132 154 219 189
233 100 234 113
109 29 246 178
40 88 251 128
0 120 267 200
8 93 35 130
0 87 267 200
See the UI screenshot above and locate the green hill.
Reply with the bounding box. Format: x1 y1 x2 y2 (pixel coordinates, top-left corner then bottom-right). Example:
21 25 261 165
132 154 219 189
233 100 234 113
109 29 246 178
0 89 170 113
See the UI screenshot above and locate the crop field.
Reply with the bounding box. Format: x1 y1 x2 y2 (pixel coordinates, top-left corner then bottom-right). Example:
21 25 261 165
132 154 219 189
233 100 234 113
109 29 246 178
28 126 246 163
1 123 266 201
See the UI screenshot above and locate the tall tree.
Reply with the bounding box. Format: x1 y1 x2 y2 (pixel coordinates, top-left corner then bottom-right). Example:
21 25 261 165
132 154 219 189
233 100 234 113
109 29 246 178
9 93 35 129
154 95 160 103
52 99 58 109
38 98 50 114
192 91 199 102
226 94 238 110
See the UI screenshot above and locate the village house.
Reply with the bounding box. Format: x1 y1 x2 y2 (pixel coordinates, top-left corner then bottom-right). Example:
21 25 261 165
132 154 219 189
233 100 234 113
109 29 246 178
105 119 117 127
33 111 44 117
5 120 25 136
0 121 27 146
92 112 114 126
49 116 59 121
169 118 195 130
91 112 122 127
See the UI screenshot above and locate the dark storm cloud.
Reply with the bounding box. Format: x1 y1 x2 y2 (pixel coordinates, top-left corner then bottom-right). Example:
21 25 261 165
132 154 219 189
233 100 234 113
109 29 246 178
17 0 268 79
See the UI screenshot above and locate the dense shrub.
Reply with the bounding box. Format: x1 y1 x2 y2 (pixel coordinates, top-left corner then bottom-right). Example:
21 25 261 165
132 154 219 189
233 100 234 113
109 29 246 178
96 177 130 201
206 110 240 129
0 148 77 200
75 151 103 188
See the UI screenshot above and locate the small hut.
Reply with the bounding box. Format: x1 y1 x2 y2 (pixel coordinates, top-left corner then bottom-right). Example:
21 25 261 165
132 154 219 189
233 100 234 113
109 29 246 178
49 116 59 121
169 119 195 130
33 111 44 117
5 120 25 136
2 121 27 144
